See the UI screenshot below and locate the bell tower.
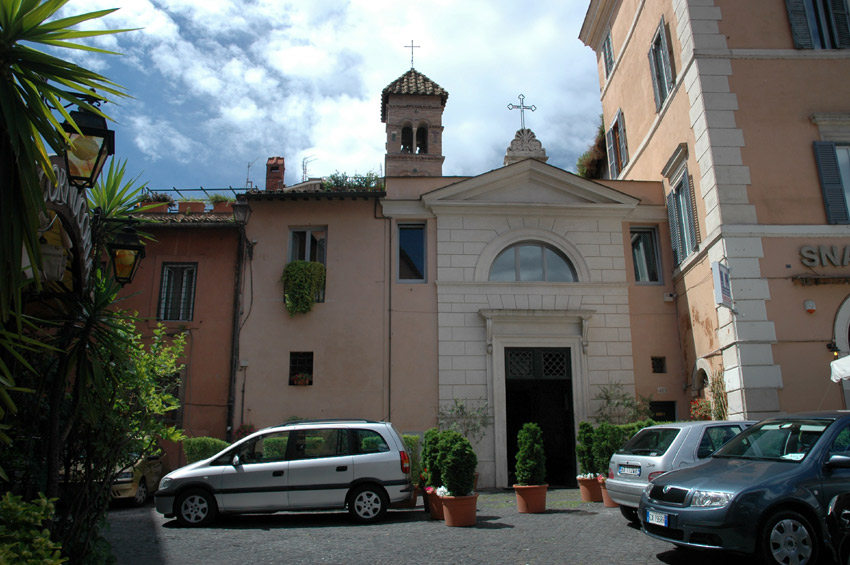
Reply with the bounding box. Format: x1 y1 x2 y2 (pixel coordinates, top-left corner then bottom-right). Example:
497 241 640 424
381 68 448 177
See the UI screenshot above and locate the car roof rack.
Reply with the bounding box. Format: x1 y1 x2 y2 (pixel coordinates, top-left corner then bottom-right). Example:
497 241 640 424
275 418 384 427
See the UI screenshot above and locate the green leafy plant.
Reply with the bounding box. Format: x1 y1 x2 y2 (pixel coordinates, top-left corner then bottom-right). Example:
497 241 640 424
576 421 596 474
233 423 256 441
709 371 728 420
321 170 384 192
144 191 174 204
515 422 546 486
281 261 326 316
437 397 493 445
593 381 653 424
208 193 234 204
0 493 65 564
402 434 422 484
576 115 606 179
421 427 442 488
183 437 230 464
577 419 657 475
436 431 477 496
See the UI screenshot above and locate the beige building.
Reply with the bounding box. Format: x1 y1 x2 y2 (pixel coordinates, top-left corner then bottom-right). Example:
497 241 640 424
580 0 850 419
236 68 685 488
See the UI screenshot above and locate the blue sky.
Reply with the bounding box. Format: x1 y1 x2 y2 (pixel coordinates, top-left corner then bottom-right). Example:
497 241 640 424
59 1 602 193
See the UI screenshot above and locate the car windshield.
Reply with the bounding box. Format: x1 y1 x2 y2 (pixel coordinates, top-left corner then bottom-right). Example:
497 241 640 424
713 419 833 462
617 428 680 456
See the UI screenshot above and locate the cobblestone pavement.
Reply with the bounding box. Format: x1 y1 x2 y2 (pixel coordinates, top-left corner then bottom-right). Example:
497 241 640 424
105 489 755 565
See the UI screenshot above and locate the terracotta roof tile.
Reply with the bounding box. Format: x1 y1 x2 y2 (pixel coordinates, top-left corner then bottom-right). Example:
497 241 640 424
381 68 448 122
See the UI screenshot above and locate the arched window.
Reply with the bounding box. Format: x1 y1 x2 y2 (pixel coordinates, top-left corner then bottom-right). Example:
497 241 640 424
416 126 428 154
488 243 577 282
401 126 413 153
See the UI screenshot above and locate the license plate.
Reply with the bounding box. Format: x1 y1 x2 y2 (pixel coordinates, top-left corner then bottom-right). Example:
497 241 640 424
646 510 669 527
619 465 640 476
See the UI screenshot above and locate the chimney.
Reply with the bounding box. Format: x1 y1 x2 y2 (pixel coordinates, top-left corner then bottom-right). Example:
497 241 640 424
265 157 285 191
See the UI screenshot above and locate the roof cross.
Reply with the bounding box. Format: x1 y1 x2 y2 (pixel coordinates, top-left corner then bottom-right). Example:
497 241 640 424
404 40 420 68
507 94 537 130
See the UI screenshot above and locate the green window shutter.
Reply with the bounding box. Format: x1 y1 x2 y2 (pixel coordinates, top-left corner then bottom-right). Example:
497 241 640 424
683 175 699 252
786 0 815 48
606 126 618 178
813 141 850 224
666 191 681 264
832 0 850 48
617 110 628 168
648 45 662 111
659 18 674 91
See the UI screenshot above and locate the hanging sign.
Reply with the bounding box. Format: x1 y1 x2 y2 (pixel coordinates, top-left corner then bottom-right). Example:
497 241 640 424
712 261 733 310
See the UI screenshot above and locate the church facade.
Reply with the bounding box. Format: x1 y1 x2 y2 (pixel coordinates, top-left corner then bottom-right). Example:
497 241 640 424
234 68 685 487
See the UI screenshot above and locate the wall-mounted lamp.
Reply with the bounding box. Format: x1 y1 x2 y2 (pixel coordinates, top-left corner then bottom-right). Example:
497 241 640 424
828 340 840 358
804 299 816 313
61 106 115 191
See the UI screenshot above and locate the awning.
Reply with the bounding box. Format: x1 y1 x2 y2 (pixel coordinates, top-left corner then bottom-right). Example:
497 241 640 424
830 356 850 382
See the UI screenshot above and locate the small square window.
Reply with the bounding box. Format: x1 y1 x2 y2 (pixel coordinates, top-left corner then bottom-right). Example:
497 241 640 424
651 357 667 374
289 352 313 386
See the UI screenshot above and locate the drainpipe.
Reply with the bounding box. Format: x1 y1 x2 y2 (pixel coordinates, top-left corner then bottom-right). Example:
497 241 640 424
226 223 247 442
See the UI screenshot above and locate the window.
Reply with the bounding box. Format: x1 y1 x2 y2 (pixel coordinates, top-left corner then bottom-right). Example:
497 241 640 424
416 126 428 154
489 243 577 282
602 31 615 77
354 429 390 454
398 224 426 282
229 431 290 464
631 228 661 283
651 357 667 374
158 263 197 321
787 0 850 49
292 428 347 459
666 169 699 265
813 141 850 224
290 227 327 301
606 110 628 178
401 126 413 153
289 351 313 386
648 17 675 111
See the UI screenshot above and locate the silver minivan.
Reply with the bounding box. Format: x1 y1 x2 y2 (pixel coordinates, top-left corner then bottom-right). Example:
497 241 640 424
606 420 753 523
155 420 414 526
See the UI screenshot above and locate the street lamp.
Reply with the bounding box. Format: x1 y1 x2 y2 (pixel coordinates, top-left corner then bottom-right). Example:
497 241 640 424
107 224 145 285
61 107 115 191
232 197 252 225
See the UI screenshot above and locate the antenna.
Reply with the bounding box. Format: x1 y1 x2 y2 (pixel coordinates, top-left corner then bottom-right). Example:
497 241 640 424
302 155 317 182
245 157 259 189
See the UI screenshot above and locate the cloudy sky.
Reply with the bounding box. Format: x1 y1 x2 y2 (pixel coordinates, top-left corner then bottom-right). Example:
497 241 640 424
60 1 603 192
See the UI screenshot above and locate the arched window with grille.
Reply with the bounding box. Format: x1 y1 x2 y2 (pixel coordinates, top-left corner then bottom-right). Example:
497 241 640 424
488 242 577 282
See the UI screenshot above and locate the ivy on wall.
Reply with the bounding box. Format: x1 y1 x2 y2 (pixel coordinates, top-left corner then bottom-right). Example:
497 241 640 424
281 261 326 316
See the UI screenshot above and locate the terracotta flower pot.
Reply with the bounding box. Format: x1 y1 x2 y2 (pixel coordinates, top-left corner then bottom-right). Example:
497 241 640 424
426 490 444 520
212 201 233 213
139 201 169 213
441 493 478 527
514 484 548 513
600 483 618 508
577 477 603 502
178 201 205 214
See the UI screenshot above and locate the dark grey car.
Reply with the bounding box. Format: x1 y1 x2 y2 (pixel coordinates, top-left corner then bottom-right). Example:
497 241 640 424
638 411 850 564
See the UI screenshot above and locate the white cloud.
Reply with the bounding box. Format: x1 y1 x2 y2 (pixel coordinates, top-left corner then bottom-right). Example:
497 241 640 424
51 0 601 189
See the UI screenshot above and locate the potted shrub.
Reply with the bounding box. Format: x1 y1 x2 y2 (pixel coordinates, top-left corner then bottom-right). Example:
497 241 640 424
209 193 234 213
421 427 444 519
576 421 603 502
138 191 173 213
436 430 478 527
437 397 492 490
289 373 312 386
513 422 547 513
598 474 618 508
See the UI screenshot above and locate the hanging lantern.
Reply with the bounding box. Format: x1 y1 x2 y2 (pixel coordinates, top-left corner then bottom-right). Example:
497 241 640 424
61 108 115 190
107 225 145 285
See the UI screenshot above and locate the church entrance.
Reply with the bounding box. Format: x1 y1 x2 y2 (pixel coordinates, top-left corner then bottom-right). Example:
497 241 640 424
505 347 576 487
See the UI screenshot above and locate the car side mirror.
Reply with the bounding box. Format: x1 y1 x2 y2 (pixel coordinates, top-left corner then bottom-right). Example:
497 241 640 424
825 454 850 469
232 454 241 467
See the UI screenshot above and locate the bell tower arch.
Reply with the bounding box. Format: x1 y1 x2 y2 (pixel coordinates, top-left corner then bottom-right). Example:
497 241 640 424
381 68 448 177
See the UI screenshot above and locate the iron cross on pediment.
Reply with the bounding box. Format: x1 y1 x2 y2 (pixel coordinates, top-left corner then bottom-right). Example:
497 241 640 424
507 94 536 130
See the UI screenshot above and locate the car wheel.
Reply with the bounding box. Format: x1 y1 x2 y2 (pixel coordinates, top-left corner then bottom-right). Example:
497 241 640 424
175 489 218 527
619 505 639 524
131 478 148 507
348 485 388 523
760 510 818 565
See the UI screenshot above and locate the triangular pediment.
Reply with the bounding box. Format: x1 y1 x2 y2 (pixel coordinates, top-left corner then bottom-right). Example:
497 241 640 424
421 158 639 210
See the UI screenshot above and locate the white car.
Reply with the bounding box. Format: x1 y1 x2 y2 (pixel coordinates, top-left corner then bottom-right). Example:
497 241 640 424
606 420 753 523
155 420 414 526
